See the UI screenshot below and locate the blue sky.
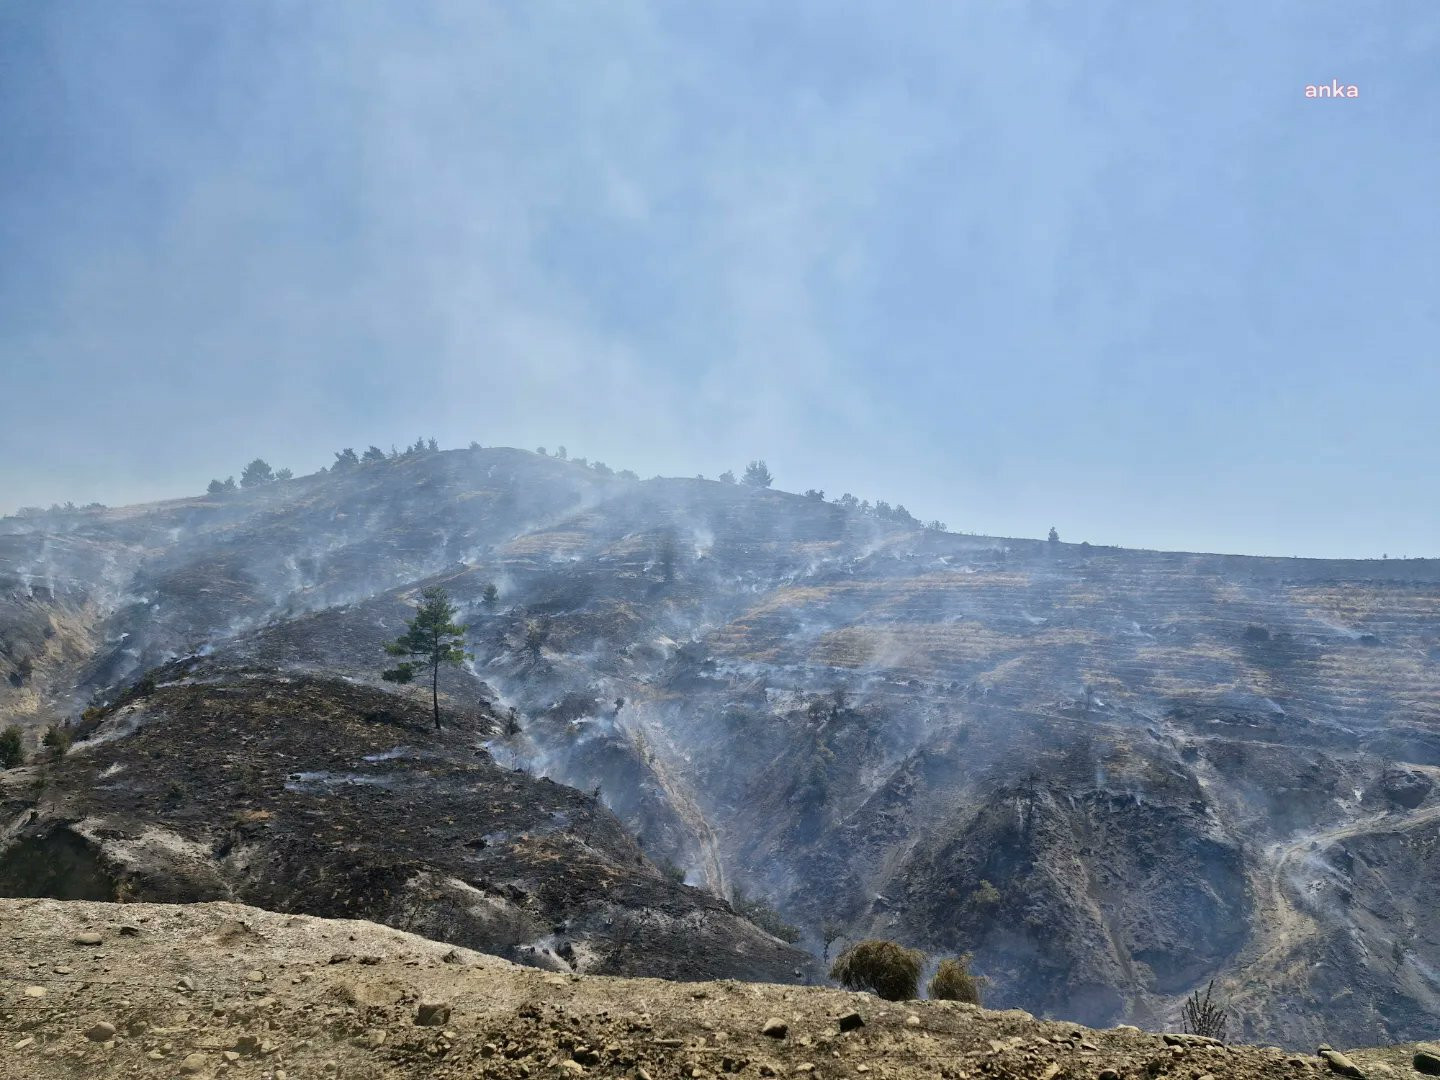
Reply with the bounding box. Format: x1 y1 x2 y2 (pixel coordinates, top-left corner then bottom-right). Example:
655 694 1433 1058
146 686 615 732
2 2 1437 557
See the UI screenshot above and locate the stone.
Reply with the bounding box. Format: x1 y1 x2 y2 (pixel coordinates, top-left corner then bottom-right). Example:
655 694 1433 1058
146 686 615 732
1164 1033 1221 1048
180 1053 208 1074
1414 1052 1440 1076
1319 1050 1364 1078
73 932 103 946
22 986 46 998
85 1021 117 1042
223 1051 241 1063
234 1034 261 1055
1038 1064 1060 1080
118 924 141 936
905 1015 921 1028
1380 767 1432 810
482 1043 499 1057
244 969 266 982
636 1070 653 1080
837 1012 864 1033
358 1029 388 1049
560 1060 586 1076
176 975 196 992
417 1000 452 1027
761 1019 788 1039
12 1038 35 1050
1099 1071 1121 1080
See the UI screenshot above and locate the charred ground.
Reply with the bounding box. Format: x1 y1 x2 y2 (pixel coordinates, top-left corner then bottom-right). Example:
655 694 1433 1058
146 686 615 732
0 661 813 985
5 447 1440 1047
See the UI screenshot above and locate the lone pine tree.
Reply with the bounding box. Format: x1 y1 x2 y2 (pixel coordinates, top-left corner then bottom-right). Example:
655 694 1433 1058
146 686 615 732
382 586 470 731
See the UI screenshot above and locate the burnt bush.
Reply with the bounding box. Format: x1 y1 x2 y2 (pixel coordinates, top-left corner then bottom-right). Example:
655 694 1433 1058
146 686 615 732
1182 980 1229 1041
830 939 925 1001
928 954 984 1003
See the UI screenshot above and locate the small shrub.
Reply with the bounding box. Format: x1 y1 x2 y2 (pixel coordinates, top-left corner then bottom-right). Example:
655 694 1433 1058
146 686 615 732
42 724 72 759
656 858 687 885
732 887 802 944
0 726 24 769
830 940 926 1001
965 879 1001 912
1182 980 1229 1042
929 954 985 1004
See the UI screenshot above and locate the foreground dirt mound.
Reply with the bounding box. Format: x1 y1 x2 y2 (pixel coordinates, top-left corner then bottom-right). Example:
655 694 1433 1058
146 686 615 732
0 897 1384 1080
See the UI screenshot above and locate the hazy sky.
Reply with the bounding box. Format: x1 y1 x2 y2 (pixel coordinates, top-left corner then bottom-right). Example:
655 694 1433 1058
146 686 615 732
3 3 1437 557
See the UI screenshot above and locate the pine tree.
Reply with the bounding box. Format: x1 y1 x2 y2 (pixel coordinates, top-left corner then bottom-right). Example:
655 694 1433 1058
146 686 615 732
742 460 773 488
240 458 274 487
0 726 23 769
482 583 499 609
381 587 470 731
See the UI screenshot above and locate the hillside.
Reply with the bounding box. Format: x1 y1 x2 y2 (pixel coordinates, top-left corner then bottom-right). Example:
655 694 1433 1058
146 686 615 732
4 446 1440 1047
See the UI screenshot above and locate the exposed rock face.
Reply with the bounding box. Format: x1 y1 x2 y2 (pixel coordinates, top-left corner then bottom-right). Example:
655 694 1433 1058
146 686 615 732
1376 765 1432 810
889 775 1250 1027
5 447 1440 1046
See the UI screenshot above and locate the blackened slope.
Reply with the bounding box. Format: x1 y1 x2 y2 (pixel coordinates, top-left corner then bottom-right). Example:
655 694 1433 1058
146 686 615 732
0 663 814 984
